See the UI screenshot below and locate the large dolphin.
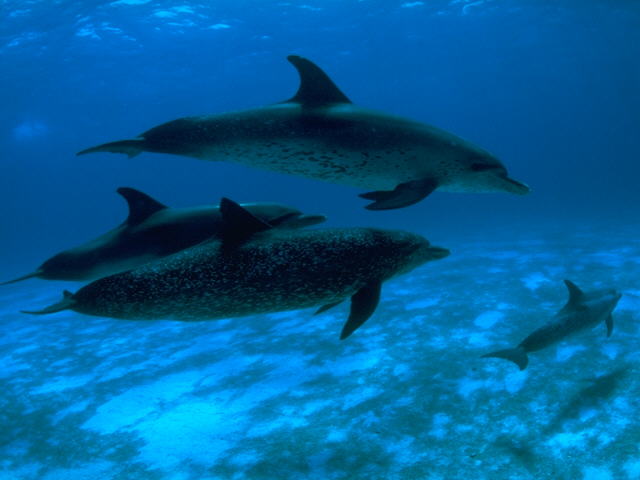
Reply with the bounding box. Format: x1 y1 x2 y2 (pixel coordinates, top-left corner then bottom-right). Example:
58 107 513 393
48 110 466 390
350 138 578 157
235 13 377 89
78 55 530 210
23 198 449 339
2 188 325 284
482 280 622 370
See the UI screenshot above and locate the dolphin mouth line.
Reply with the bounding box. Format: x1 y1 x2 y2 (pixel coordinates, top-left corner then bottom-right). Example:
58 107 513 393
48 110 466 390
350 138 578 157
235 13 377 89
502 176 531 195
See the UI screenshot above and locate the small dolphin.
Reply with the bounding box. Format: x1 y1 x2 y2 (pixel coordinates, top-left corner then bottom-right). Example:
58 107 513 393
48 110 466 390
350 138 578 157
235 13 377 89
2 187 325 284
78 55 530 210
482 280 622 370
23 198 449 339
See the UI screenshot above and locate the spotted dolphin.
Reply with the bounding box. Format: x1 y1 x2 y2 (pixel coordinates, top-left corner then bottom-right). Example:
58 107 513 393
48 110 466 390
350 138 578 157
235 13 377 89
23 198 449 339
78 55 530 210
2 188 326 284
482 280 622 370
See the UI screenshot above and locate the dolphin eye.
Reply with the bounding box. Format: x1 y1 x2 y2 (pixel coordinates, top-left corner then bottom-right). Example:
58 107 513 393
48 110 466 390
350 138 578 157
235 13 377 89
470 163 495 172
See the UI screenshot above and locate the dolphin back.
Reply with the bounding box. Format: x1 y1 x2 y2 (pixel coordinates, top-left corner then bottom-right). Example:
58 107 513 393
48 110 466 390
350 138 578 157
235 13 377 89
482 346 529 371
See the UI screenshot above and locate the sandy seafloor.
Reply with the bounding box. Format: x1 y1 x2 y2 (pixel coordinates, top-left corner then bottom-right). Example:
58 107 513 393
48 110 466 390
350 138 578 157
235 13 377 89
1 226 639 480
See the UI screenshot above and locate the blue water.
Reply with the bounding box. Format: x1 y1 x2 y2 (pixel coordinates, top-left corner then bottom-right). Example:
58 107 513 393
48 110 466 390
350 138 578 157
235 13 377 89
2 1 640 479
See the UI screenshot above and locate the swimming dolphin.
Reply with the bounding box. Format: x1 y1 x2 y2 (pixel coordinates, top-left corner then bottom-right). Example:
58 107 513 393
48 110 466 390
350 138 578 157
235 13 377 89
482 280 622 370
77 55 530 210
2 188 326 284
23 198 449 339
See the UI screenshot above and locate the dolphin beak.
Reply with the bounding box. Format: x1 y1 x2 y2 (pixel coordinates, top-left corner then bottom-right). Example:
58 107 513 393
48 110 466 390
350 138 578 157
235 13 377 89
500 175 531 195
427 246 450 260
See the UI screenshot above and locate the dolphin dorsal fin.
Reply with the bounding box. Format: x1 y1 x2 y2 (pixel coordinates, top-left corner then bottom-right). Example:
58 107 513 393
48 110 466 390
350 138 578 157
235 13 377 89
220 197 273 247
286 55 352 106
117 187 168 225
564 279 585 306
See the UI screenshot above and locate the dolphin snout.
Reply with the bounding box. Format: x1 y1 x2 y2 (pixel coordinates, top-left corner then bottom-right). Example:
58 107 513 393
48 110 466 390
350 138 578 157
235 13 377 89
501 175 531 195
427 246 450 260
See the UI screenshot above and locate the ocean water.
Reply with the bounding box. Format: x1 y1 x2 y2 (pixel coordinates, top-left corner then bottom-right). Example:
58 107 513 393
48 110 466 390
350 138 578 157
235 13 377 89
2 1 640 479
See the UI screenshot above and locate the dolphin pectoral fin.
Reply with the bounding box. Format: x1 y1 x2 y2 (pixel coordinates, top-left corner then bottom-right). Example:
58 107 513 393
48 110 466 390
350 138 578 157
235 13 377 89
606 314 614 337
220 197 274 248
285 55 352 106
359 179 438 210
314 300 343 316
340 280 382 340
77 139 145 158
21 290 76 315
482 347 529 370
1 270 42 285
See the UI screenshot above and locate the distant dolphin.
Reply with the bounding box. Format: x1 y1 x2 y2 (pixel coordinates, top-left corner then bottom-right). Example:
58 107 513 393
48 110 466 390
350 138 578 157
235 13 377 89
78 55 530 210
482 280 622 370
23 198 449 339
2 188 326 284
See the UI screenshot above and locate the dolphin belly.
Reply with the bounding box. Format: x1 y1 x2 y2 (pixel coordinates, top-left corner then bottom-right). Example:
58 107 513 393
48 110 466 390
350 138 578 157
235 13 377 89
199 138 423 191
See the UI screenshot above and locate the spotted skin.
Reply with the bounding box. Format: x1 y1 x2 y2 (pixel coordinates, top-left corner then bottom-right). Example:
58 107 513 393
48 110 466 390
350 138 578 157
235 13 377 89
33 228 449 324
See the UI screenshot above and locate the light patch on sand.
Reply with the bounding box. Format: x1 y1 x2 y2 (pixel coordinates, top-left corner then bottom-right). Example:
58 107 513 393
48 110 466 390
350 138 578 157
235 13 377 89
601 343 619 359
82 370 205 433
341 386 382 410
579 408 598 422
326 428 347 442
401 1 424 7
457 377 486 398
404 298 439 310
393 363 411 378
546 431 590 452
32 374 94 395
582 466 613 480
556 344 587 362
504 370 528 393
429 412 450 439
209 23 231 30
624 459 640 479
328 351 382 376
467 332 493 347
474 311 504 328
135 402 235 467
54 399 92 423
522 272 550 291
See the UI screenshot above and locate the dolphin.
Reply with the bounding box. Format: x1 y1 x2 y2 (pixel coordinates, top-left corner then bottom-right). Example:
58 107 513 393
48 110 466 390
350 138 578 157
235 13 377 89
482 280 622 370
2 187 326 284
23 198 449 339
77 55 530 210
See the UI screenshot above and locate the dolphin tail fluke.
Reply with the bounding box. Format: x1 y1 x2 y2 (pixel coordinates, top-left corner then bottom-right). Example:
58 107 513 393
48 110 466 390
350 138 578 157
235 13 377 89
482 346 529 370
77 139 145 158
21 290 76 315
0 270 42 285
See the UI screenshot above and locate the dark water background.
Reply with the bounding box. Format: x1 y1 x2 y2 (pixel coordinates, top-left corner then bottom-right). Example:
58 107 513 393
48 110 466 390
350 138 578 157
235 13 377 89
2 0 639 276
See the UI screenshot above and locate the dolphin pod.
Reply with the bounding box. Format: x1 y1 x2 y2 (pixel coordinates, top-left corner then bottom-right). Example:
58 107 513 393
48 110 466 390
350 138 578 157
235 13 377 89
482 280 622 370
78 55 530 210
11 54 621 360
2 187 326 284
23 198 450 340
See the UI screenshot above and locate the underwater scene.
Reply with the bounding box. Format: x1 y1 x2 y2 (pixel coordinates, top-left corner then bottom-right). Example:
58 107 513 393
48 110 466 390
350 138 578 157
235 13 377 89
1 0 640 479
